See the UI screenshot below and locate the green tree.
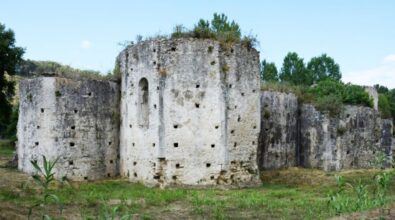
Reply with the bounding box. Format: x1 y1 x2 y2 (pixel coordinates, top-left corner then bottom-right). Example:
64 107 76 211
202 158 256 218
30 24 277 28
0 23 24 138
210 13 241 42
307 54 341 83
170 13 257 48
279 52 310 85
261 60 278 82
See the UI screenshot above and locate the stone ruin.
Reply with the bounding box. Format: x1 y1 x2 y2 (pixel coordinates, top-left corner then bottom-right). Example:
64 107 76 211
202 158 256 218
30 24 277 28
17 38 393 187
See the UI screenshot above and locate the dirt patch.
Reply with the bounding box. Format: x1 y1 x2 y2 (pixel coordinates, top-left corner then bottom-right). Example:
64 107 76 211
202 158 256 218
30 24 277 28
330 204 395 220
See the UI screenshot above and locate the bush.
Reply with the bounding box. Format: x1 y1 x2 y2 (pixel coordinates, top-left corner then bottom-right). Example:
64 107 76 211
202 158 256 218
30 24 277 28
378 94 392 118
262 80 374 116
308 80 373 110
314 94 344 116
170 13 258 49
342 84 373 107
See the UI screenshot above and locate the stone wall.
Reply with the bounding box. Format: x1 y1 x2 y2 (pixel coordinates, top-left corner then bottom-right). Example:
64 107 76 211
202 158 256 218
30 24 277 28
118 38 261 187
300 104 391 171
258 91 298 169
259 91 393 171
17 77 120 181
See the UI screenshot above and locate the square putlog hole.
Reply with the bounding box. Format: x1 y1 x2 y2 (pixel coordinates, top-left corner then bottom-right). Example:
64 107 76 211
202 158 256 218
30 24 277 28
206 163 211 168
173 143 179 148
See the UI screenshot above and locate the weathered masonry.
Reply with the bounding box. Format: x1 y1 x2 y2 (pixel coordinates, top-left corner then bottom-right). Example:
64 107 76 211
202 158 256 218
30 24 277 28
118 39 261 187
17 38 394 187
259 90 393 171
17 77 120 181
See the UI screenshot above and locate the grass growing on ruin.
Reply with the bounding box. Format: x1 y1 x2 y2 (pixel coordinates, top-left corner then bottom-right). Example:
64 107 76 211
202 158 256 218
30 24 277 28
1 150 395 219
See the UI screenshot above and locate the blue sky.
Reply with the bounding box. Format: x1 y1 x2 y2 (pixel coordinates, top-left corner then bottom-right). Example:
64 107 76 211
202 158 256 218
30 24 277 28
1 0 395 88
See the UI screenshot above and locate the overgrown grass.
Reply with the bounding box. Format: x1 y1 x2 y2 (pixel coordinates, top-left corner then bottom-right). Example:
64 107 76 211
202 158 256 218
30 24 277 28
1 167 395 219
1 149 394 219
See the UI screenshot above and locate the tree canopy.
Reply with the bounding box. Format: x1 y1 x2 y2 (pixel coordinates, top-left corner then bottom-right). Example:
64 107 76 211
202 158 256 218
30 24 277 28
261 60 279 82
307 54 341 83
0 23 24 138
171 13 257 48
279 52 310 85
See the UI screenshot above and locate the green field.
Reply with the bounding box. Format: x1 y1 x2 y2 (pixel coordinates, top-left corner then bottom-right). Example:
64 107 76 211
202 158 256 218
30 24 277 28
0 141 394 219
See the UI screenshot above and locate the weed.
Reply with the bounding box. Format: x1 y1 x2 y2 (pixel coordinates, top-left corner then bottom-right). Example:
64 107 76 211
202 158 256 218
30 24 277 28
28 155 63 220
31 156 59 191
370 151 391 169
221 64 229 73
336 126 347 136
98 198 132 220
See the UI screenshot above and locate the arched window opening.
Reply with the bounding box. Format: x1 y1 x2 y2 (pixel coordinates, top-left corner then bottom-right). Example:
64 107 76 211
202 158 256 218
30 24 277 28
138 78 149 127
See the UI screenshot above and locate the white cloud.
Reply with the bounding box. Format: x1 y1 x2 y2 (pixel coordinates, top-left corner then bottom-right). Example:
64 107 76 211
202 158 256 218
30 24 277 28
383 54 395 64
343 55 395 88
81 40 92 49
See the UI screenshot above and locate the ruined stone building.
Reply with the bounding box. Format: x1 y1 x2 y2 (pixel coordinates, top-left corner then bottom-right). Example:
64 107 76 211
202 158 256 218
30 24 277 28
17 38 393 187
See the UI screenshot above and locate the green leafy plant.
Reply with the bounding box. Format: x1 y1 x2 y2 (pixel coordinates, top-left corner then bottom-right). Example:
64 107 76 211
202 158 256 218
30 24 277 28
28 155 63 220
354 179 369 210
31 155 59 191
370 151 389 169
170 13 258 49
98 198 132 220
